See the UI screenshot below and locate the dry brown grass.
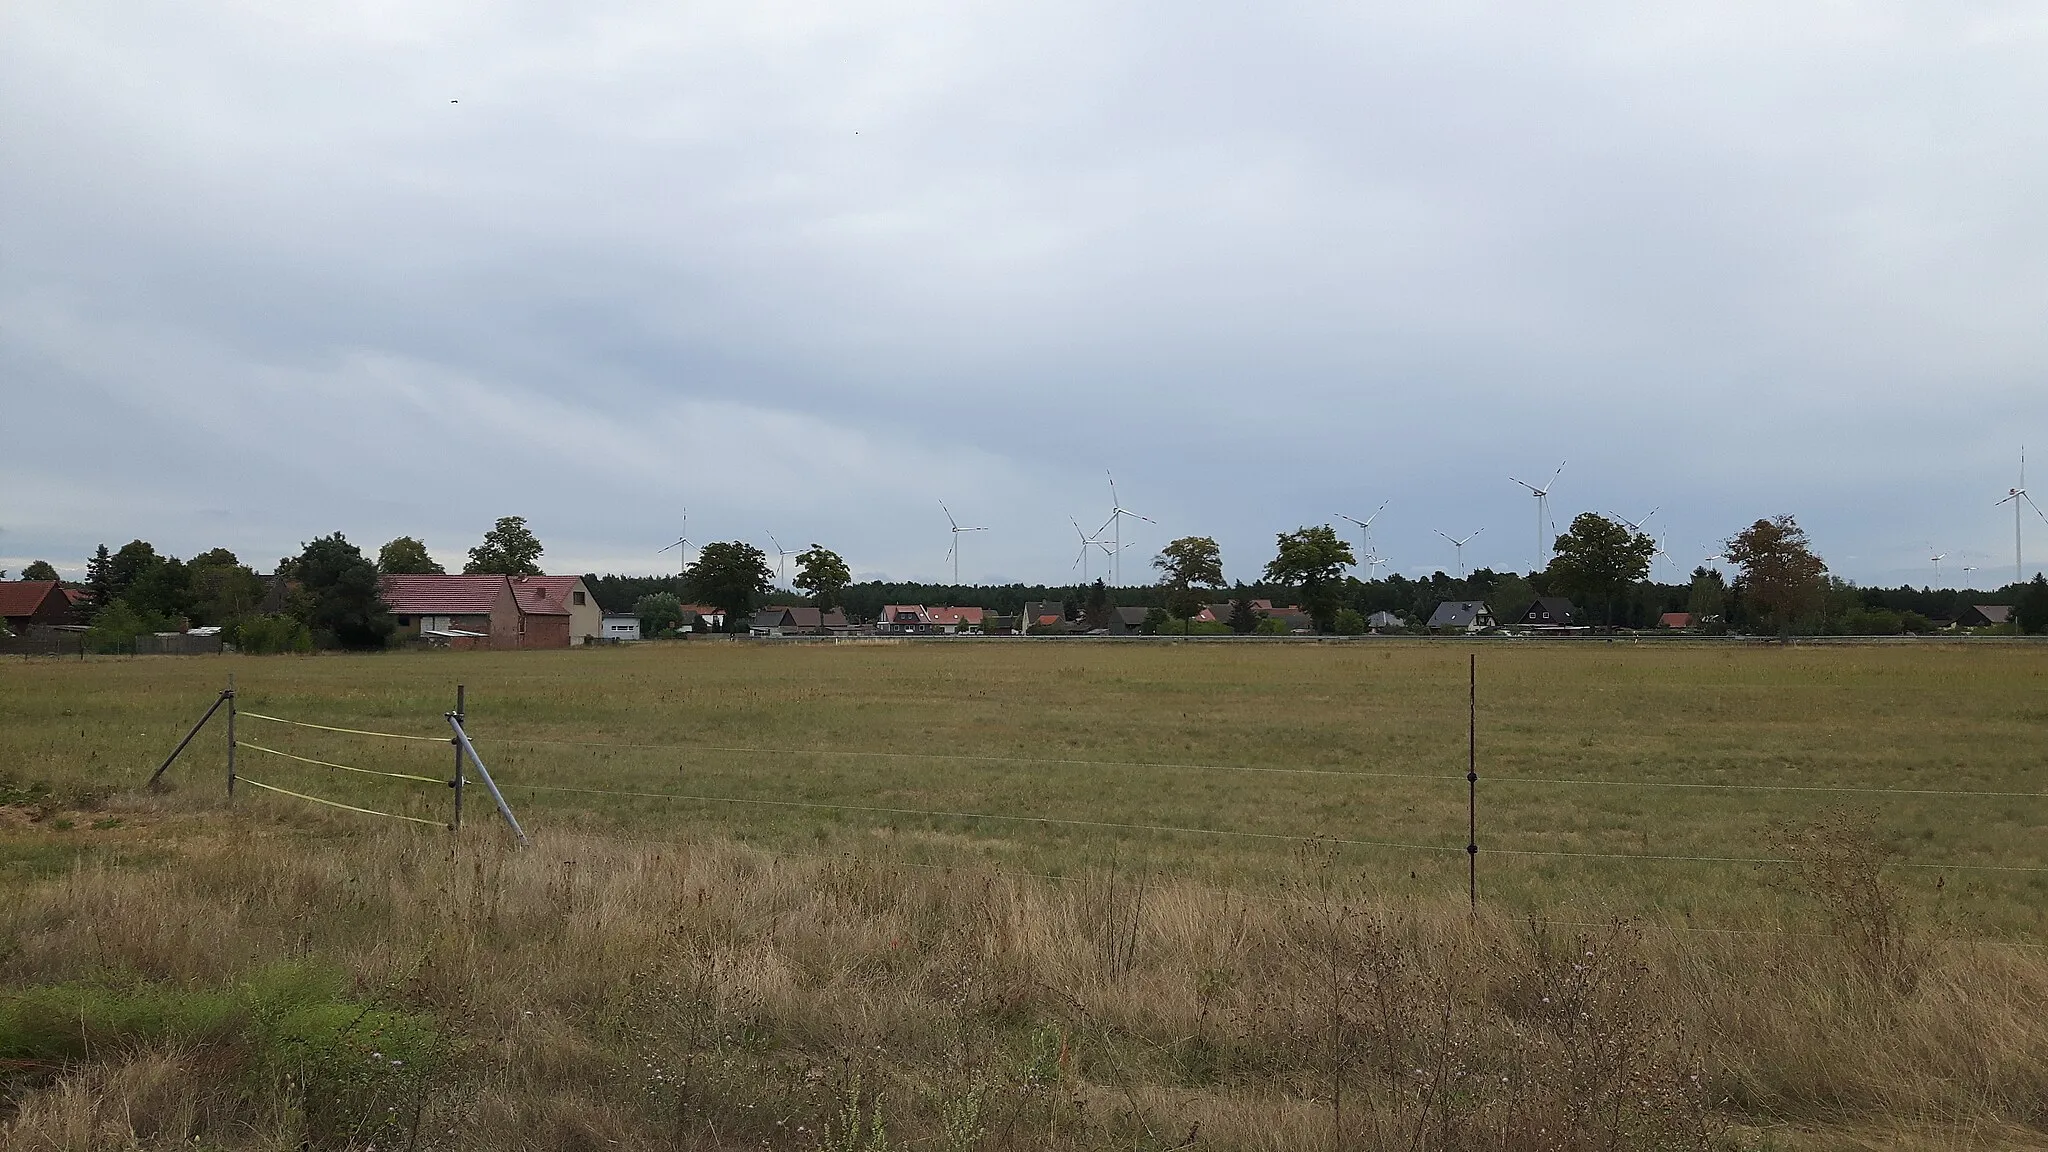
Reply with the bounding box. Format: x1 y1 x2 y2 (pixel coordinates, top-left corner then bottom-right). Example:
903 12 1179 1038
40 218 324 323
3 809 2045 1151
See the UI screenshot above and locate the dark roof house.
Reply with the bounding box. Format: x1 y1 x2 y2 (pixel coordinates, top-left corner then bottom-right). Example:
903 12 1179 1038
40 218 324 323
1958 604 2012 627
1515 597 1578 627
750 606 850 635
1426 601 1494 631
0 581 75 632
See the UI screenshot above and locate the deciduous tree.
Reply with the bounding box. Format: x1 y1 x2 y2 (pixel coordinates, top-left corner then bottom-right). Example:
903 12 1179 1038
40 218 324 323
20 560 58 582
378 536 444 575
686 541 774 629
633 591 686 637
1724 515 1828 635
1544 513 1655 626
1263 525 1356 632
464 517 544 577
1155 536 1225 634
2017 573 2048 635
295 533 394 650
793 546 851 609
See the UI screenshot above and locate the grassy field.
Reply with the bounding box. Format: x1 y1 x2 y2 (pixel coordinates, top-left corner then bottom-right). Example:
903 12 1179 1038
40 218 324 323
3 641 2047 1150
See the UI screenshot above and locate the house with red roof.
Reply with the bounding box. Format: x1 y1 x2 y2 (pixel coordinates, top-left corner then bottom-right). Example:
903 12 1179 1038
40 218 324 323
925 606 985 634
510 575 601 643
378 574 570 649
0 581 76 634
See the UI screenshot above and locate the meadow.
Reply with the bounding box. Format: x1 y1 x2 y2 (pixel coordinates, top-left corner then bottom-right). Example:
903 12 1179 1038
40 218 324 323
2 640 2046 1150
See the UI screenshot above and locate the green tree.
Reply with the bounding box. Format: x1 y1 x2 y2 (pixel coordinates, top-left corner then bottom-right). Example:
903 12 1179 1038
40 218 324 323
107 540 162 604
1544 513 1656 626
2017 573 2048 635
295 533 394 650
464 516 544 576
233 614 314 654
1333 607 1366 635
1140 607 1169 635
1263 525 1356 632
1685 567 1727 630
20 560 58 582
794 546 852 609
188 549 264 626
1085 578 1110 630
84 544 113 615
1725 516 1828 635
686 541 774 628
378 536 444 575
634 591 686 638
126 555 193 621
1155 536 1225 634
1228 590 1262 634
84 599 177 654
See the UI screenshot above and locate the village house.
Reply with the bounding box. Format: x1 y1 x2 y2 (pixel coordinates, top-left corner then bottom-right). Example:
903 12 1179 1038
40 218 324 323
925 606 985 634
1957 604 2012 627
510 575 602 643
749 606 850 636
1427 601 1495 632
378 573 570 649
875 605 933 634
0 580 76 634
1515 596 1579 627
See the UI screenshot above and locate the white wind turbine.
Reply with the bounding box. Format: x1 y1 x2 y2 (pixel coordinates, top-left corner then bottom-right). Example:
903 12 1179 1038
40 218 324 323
940 501 987 585
1510 461 1567 571
1070 518 1114 582
766 533 800 586
1338 501 1390 573
1994 447 2048 586
1609 506 1658 533
1099 471 1155 586
1435 527 1484 580
656 510 692 577
1928 548 1946 586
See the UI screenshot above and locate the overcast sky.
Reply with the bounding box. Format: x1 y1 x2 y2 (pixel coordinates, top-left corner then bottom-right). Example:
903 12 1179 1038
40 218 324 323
6 3 2048 590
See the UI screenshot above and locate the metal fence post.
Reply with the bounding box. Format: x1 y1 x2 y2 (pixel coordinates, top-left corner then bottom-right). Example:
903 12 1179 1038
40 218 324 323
450 684 465 831
1467 653 1478 909
226 673 237 798
147 689 232 789
447 712 528 846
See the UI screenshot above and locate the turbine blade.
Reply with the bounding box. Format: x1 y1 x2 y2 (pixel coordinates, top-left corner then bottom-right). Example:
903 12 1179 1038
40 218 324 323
2025 491 2048 524
939 500 958 529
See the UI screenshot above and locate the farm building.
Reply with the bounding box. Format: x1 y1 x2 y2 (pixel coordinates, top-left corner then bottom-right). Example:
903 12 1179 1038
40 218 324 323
510 576 602 643
379 573 570 649
1660 612 1693 629
0 580 76 633
601 613 641 641
1957 604 2012 627
749 606 850 636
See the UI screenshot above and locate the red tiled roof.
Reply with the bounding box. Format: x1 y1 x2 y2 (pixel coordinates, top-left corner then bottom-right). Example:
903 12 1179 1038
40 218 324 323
1659 612 1692 628
379 574 510 615
0 581 64 618
927 606 985 625
509 576 574 616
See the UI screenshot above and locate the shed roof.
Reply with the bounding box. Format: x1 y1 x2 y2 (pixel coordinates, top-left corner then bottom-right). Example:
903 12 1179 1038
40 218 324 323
380 574 510 615
0 580 65 618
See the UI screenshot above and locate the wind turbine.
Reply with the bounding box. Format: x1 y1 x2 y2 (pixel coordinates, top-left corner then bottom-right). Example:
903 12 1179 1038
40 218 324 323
1070 518 1113 582
1362 551 1389 580
940 501 987 585
1609 506 1659 533
1510 461 1566 571
766 533 800 586
1435 527 1484 580
1338 501 1390 571
1994 447 2048 585
1100 471 1155 586
1928 548 1946 586
656 510 692 577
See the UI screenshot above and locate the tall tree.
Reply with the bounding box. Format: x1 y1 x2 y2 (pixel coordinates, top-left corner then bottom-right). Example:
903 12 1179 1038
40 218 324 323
1685 566 1727 628
793 545 851 609
294 533 394 650
686 541 774 628
1263 525 1355 633
84 544 113 615
1155 536 1225 633
1544 513 1656 626
107 540 162 603
1724 515 1828 635
633 591 686 637
2016 573 2048 635
378 536 445 575
20 560 58 582
1085 578 1110 630
188 549 263 626
1228 586 1261 634
464 516 544 576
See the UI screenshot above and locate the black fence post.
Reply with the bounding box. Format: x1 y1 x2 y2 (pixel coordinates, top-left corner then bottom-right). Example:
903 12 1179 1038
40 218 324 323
450 684 466 831
1467 653 1478 909
147 689 232 790
225 674 237 797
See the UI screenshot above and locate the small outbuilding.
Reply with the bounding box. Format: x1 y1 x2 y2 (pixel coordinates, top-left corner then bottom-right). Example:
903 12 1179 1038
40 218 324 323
0 580 75 633
1659 612 1693 629
1957 604 2013 627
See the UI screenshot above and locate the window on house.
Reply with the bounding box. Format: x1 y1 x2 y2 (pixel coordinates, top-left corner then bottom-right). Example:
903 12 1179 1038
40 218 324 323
573 591 585 605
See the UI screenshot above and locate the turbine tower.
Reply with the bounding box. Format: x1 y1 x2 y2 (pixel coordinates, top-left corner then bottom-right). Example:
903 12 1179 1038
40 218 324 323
766 533 800 586
1435 527 1484 580
1994 447 2047 585
1100 471 1155 586
1070 518 1113 582
1338 501 1390 573
656 510 692 577
1510 461 1566 571
940 501 987 586
1928 548 1946 586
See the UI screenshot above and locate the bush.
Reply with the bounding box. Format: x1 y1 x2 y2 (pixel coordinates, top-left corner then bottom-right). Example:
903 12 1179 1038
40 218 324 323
233 614 314 655
1333 608 1366 635
83 599 176 654
1254 616 1288 635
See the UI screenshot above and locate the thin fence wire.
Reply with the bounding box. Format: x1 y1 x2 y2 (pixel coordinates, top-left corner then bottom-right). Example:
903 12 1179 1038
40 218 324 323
237 709 2045 799
236 741 446 786
236 776 447 827
501 778 2048 873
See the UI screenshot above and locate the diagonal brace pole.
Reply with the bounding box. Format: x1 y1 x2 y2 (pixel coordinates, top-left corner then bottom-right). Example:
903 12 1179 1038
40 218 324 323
148 690 232 789
447 713 529 846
